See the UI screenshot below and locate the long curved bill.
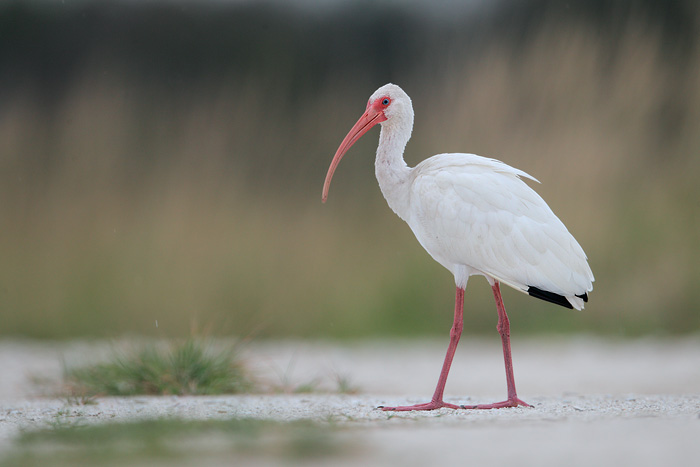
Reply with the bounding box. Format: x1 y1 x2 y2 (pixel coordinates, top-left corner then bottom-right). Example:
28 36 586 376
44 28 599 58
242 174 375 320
322 106 386 203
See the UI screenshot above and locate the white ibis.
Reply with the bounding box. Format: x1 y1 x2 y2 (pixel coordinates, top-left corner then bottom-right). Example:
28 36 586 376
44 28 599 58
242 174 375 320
322 83 594 411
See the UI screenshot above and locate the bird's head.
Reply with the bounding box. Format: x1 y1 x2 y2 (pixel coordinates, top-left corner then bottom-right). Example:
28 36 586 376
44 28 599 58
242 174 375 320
366 83 413 128
322 83 413 203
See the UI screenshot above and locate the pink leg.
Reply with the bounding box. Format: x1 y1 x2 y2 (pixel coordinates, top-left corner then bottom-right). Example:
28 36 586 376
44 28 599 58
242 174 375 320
381 287 465 411
461 282 531 409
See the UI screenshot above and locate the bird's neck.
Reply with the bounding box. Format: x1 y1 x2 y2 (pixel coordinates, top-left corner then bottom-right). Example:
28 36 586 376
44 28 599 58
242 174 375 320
374 121 412 221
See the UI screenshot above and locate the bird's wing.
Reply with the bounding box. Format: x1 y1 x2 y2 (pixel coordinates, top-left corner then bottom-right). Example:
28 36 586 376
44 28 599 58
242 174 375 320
407 154 594 304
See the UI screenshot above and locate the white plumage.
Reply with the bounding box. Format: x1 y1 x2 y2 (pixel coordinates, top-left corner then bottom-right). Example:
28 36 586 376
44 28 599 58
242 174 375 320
322 83 594 411
407 153 593 309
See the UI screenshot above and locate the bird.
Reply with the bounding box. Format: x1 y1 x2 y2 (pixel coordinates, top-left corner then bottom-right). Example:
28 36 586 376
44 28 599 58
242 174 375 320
321 83 594 411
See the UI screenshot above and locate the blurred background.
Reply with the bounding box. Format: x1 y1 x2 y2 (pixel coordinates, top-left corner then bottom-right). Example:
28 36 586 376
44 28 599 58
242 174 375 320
0 0 698 340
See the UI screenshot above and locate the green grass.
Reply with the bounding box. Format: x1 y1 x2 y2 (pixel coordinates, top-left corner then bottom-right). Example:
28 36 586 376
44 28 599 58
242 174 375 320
1 418 343 467
63 339 254 397
267 372 360 395
60 338 361 398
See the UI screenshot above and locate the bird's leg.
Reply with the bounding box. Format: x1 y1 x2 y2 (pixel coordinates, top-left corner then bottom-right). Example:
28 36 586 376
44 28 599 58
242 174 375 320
461 282 531 409
380 287 465 411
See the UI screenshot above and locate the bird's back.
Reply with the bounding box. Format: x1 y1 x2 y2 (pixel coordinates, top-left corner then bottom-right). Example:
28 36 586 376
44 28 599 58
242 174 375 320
404 153 593 309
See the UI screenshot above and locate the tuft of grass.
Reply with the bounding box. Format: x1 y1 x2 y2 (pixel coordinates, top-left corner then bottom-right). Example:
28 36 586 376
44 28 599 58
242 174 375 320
64 339 254 397
266 367 360 395
1 418 343 466
335 373 360 395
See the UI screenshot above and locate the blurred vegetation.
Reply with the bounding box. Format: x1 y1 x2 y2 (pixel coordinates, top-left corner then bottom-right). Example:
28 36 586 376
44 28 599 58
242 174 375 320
1 417 342 466
1 0 699 339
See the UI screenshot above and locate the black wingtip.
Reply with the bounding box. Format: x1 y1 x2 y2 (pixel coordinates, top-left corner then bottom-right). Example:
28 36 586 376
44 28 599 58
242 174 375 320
576 292 589 303
527 286 574 309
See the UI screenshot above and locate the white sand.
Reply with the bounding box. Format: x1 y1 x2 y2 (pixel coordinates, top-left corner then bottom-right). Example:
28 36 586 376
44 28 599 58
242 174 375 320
1 337 699 466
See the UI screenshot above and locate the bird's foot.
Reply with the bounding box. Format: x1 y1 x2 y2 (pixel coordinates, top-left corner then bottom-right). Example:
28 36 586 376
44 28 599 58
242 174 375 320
379 400 461 412
460 397 532 410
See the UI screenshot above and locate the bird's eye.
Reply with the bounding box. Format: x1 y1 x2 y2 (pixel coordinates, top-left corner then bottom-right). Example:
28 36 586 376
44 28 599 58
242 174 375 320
382 98 390 106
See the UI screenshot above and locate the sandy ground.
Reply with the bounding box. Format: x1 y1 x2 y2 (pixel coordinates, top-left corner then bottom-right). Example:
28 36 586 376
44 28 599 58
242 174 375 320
1 336 699 465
